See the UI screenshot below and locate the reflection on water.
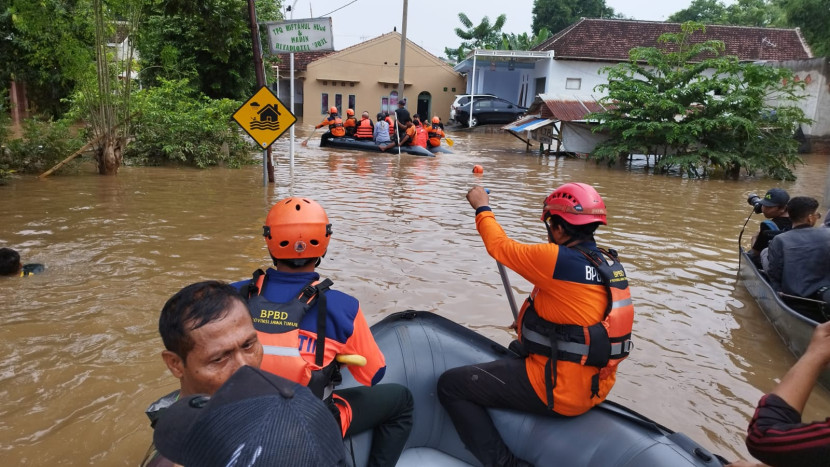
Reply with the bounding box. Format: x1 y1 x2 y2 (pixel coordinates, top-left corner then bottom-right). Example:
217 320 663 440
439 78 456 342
1 130 829 463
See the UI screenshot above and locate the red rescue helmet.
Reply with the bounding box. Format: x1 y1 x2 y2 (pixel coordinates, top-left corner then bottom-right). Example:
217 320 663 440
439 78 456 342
432 116 440 124
329 106 338 114
541 183 607 226
263 197 332 260
346 108 355 116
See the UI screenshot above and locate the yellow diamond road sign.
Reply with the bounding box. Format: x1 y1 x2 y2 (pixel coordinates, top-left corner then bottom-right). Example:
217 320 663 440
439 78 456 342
233 86 297 148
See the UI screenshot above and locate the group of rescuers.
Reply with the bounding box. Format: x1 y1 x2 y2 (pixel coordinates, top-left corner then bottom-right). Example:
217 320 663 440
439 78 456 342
316 98 445 151
140 184 824 466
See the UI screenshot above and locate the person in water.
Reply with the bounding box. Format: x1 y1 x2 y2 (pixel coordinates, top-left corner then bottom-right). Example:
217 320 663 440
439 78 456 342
437 183 634 467
232 197 413 467
142 280 264 467
0 247 44 277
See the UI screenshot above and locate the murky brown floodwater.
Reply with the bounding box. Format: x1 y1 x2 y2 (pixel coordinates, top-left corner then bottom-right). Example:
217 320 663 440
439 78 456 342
2 127 829 464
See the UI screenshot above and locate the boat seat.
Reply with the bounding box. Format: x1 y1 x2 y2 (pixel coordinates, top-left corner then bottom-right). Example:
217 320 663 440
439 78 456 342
396 447 474 467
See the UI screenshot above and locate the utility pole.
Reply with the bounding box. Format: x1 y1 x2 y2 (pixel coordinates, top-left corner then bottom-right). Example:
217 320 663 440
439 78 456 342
397 0 408 101
247 0 275 184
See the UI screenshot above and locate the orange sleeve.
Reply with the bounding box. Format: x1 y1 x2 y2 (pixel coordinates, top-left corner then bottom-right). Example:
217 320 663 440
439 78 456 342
475 210 560 285
341 306 386 386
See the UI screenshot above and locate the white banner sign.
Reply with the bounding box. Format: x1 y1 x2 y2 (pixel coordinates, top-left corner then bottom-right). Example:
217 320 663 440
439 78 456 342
265 18 334 53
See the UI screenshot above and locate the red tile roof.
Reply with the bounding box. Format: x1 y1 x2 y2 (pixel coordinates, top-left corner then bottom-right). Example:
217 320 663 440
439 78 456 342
534 18 811 62
274 51 334 72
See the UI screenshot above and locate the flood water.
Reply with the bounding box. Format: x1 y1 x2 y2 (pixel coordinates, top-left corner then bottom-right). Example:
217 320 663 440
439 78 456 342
2 128 829 464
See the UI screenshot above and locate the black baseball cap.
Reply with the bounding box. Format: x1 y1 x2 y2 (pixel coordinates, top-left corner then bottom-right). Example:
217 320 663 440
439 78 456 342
154 366 345 467
758 188 789 207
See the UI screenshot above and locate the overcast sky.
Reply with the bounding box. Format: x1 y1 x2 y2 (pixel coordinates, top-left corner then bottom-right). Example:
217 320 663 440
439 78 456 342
281 0 708 58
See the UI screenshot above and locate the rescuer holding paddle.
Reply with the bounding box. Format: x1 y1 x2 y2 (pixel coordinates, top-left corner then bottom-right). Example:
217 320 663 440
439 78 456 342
438 183 634 467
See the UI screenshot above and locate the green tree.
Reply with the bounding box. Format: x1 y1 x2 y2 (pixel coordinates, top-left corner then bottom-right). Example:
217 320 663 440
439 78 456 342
669 0 784 27
667 0 726 24
444 13 507 63
777 0 829 56
589 22 809 180
134 0 282 100
3 0 96 117
501 28 552 50
531 0 617 36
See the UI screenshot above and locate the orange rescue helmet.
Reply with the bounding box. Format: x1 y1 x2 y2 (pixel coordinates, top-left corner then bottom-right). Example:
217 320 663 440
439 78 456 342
329 106 338 114
432 116 440 124
541 183 607 226
263 197 332 260
346 108 355 116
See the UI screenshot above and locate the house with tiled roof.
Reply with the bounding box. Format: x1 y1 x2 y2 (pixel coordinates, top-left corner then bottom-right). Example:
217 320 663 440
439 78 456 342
455 18 825 149
456 18 811 109
275 31 464 121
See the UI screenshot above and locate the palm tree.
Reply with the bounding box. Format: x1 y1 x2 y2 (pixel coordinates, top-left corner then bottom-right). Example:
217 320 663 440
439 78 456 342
444 13 507 62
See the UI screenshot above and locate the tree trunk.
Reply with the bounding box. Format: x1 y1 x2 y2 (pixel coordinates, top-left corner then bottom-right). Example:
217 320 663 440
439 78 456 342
726 162 741 180
96 135 123 175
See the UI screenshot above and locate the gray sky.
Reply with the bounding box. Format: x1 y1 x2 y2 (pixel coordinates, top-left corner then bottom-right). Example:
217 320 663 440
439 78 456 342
282 0 702 58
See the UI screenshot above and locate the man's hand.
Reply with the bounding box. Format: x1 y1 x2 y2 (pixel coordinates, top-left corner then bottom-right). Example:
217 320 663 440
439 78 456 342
806 320 830 367
467 186 490 210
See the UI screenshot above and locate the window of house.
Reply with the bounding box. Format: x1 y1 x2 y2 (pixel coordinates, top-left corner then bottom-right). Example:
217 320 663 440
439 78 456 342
565 78 581 90
321 93 329 114
381 97 389 113
348 95 356 111
389 91 398 108
335 94 342 114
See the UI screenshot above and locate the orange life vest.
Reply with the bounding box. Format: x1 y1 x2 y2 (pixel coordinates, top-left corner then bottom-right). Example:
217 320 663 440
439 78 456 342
328 117 345 137
355 118 373 139
343 117 357 136
518 247 634 409
427 126 444 147
386 116 396 139
413 125 428 148
243 271 341 400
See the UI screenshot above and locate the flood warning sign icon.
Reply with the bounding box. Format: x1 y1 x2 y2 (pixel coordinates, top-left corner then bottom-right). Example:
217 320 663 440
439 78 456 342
232 86 297 148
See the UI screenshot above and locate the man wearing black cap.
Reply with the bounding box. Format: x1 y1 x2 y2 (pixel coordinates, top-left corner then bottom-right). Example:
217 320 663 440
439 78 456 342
749 188 792 267
154 365 346 467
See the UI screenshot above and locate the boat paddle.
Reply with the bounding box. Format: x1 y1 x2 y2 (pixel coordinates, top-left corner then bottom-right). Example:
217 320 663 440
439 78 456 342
301 127 318 147
497 261 520 320
481 187 519 320
445 136 454 147
394 112 401 155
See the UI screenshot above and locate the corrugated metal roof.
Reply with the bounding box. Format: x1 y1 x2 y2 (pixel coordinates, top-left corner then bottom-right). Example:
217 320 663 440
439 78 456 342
538 94 611 121
503 117 554 132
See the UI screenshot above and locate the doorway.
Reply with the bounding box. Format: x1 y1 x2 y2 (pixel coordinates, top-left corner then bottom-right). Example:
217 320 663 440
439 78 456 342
417 92 431 120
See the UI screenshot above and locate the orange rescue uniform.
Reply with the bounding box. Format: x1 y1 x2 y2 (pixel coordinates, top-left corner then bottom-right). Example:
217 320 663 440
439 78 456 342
475 210 614 416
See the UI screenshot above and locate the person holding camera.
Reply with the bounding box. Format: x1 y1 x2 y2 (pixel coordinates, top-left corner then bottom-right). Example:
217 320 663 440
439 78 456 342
748 188 791 268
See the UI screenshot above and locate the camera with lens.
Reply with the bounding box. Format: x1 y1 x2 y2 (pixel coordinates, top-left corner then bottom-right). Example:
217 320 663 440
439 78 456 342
747 193 763 214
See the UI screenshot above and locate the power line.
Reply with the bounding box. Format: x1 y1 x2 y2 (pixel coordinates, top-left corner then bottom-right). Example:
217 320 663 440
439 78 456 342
319 0 359 17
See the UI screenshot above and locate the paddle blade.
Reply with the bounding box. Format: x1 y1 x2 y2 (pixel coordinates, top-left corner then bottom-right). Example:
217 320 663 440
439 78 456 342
301 139 309 147
445 137 454 146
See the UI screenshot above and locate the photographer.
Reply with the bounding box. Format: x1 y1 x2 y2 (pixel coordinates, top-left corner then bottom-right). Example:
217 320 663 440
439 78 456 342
748 188 791 268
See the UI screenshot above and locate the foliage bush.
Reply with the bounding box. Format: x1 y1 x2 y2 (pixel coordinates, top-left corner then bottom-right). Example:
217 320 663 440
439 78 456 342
126 79 256 168
589 22 809 180
0 117 84 176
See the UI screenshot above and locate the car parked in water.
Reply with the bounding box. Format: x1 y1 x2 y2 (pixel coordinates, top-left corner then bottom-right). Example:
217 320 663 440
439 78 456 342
454 97 527 127
449 94 496 122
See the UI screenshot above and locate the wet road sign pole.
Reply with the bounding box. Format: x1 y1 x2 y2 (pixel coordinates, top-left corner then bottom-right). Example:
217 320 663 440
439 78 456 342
263 149 268 186
290 52 295 180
